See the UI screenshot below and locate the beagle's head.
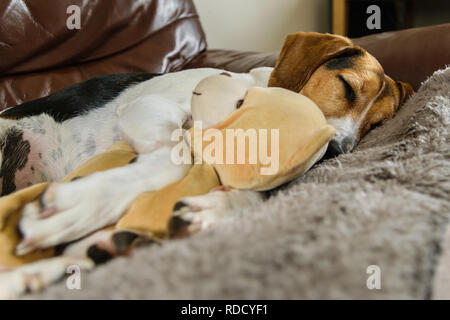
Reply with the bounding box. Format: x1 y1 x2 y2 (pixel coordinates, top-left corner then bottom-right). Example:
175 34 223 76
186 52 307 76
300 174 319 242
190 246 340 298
269 32 413 157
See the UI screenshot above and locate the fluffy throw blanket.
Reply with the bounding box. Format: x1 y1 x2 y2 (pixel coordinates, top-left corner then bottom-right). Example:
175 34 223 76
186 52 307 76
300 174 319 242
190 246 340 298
26 66 450 299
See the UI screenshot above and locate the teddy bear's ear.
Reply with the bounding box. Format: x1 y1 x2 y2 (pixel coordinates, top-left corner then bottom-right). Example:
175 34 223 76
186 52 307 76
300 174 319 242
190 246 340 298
268 32 356 92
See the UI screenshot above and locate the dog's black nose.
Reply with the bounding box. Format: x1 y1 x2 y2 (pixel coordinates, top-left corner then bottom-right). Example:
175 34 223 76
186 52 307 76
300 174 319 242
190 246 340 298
323 138 354 159
341 137 354 153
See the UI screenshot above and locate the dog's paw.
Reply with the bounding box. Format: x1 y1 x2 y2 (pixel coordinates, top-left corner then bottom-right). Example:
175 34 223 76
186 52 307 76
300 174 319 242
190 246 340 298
64 229 158 265
0 257 94 299
17 178 132 255
169 188 262 238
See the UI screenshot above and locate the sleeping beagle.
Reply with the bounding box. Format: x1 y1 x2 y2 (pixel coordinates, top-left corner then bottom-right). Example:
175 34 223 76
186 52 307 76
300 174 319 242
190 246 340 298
0 32 412 257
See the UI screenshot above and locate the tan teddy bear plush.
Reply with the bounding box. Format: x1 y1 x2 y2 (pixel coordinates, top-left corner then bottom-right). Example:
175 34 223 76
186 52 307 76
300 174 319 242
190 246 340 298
187 78 335 190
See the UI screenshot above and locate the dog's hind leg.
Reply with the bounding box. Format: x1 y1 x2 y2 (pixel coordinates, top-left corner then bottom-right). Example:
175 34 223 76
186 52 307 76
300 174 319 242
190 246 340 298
0 255 94 299
0 226 157 299
62 228 157 265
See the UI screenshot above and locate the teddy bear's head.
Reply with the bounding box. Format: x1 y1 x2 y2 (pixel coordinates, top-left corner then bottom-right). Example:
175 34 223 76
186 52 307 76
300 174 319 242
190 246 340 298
191 73 248 128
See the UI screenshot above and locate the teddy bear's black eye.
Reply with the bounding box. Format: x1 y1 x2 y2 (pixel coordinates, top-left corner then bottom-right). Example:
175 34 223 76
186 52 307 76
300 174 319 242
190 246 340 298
236 99 243 109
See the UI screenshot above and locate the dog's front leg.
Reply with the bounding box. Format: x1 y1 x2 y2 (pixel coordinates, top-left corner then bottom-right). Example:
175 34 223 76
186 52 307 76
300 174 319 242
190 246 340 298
169 188 264 237
17 147 190 255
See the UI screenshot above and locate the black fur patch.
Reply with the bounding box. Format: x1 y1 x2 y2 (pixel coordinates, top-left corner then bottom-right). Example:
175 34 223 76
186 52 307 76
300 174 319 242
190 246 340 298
129 156 138 164
16 223 24 238
169 215 191 237
112 231 139 252
0 73 159 122
325 49 363 70
0 128 31 195
87 245 113 265
173 201 188 212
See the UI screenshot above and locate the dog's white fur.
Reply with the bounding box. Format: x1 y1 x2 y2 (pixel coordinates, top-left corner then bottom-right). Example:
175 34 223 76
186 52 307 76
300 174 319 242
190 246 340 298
327 80 385 147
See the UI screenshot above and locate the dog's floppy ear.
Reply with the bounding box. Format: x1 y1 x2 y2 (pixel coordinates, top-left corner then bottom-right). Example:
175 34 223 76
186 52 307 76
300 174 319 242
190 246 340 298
396 81 414 106
268 32 355 92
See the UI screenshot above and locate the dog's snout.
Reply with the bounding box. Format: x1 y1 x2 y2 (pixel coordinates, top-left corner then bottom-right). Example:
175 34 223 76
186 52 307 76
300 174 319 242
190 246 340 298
324 137 354 159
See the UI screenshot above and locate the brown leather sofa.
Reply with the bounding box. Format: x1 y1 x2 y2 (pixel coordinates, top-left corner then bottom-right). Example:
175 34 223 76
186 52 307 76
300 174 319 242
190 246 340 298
1 0 449 111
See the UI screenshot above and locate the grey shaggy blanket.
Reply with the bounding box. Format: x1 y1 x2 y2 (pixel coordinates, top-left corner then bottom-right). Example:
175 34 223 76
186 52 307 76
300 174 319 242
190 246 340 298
28 67 450 299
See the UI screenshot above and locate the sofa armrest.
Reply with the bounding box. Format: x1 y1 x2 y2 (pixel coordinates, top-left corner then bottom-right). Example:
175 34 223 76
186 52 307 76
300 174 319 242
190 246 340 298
353 23 450 90
186 23 450 91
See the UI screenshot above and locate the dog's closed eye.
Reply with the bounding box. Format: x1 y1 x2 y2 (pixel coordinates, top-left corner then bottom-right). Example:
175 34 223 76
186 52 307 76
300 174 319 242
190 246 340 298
338 75 356 103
